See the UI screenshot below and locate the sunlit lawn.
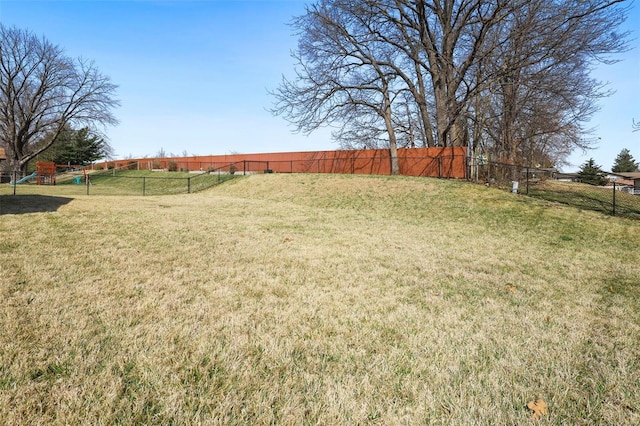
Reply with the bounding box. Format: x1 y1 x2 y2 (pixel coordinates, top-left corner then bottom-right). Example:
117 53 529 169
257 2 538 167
1 174 639 424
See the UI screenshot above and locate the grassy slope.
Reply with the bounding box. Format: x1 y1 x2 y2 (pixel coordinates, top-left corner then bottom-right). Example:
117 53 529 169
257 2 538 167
1 174 639 425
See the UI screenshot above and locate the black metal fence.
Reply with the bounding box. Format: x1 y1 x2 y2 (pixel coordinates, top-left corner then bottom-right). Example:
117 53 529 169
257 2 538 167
4 160 640 219
474 161 640 219
0 168 237 196
469 161 557 194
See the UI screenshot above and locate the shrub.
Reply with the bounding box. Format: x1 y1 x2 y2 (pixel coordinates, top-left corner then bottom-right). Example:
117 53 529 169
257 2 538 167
167 161 178 172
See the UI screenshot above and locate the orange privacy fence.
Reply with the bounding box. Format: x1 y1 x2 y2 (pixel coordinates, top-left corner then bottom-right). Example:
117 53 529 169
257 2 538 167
100 147 467 179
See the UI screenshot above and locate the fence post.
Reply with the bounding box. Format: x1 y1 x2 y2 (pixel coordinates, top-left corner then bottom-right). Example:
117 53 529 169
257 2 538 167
526 168 530 195
143 177 146 196
612 181 616 216
243 160 246 176
13 171 17 196
86 174 90 195
187 177 191 194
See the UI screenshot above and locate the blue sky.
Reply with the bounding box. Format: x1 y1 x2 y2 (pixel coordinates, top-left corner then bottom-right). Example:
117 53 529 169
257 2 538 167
0 0 638 172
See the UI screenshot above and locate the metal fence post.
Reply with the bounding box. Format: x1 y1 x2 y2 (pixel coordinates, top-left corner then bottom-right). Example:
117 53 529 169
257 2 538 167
143 177 146 196
187 177 191 194
612 181 616 216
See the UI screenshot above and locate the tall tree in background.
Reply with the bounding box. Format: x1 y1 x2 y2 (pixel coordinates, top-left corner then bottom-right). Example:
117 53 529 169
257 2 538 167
272 1 406 174
273 0 629 171
474 0 619 167
0 25 119 174
40 126 111 166
611 148 638 173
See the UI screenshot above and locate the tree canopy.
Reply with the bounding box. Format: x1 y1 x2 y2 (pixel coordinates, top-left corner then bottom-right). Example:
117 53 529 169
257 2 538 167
611 148 638 173
39 126 111 166
0 25 119 174
272 0 629 171
578 158 608 186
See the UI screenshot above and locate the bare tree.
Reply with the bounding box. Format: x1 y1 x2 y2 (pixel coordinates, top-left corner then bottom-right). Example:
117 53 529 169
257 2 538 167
0 25 119 175
272 1 406 174
273 0 630 170
477 0 628 169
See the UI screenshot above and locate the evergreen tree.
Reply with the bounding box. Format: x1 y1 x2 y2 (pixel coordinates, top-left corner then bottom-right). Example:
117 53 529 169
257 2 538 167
41 127 108 166
578 158 608 186
611 148 638 173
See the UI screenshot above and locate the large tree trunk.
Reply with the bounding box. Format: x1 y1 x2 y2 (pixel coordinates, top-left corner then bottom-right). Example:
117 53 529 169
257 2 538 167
382 85 400 175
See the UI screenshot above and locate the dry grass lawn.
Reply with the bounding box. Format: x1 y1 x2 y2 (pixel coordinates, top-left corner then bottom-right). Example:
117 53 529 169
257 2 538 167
1 174 639 424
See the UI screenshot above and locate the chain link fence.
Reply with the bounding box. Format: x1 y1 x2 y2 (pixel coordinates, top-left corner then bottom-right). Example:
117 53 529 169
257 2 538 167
0 168 237 196
1 154 466 196
473 161 640 219
4 158 640 219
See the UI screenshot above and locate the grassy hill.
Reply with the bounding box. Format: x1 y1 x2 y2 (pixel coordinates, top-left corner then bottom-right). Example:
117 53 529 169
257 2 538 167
1 174 639 424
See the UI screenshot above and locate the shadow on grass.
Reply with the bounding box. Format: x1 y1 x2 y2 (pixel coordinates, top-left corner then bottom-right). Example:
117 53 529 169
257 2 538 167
0 195 73 215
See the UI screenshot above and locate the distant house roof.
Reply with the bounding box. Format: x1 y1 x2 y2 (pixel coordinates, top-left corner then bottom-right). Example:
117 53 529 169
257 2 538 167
608 171 640 180
555 172 580 181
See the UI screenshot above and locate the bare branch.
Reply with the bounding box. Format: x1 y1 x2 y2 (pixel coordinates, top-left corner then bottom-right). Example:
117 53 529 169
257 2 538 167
0 25 119 173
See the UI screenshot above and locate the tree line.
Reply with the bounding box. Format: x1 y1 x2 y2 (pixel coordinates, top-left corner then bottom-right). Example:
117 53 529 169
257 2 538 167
577 149 639 186
272 0 631 174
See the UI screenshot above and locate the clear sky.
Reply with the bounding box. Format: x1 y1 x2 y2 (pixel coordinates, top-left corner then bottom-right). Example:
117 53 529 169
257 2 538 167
0 0 638 172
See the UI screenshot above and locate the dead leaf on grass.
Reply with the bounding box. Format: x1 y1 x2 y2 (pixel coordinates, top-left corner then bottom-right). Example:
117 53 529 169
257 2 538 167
507 285 517 293
527 398 548 420
283 237 293 243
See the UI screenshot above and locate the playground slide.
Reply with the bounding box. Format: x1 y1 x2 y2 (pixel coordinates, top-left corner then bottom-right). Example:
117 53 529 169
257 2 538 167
15 172 37 184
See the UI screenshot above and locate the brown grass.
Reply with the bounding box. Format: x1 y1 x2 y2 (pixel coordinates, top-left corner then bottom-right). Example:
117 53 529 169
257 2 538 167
1 173 639 424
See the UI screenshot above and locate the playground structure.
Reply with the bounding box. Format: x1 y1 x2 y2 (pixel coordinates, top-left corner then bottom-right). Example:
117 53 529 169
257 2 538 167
36 162 56 185
11 162 57 184
5 162 87 185
14 171 37 184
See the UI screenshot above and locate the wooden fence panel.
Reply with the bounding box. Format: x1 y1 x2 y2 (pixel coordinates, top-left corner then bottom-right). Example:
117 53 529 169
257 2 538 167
101 147 467 179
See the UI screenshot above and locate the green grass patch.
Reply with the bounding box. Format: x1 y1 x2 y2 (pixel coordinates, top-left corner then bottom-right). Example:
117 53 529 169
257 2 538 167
528 180 640 219
2 169 237 196
1 174 639 424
